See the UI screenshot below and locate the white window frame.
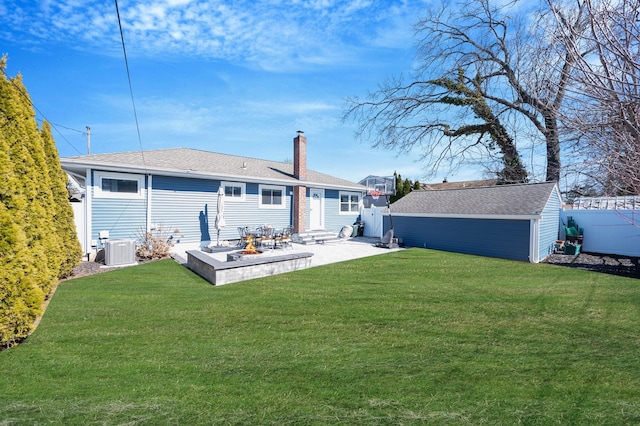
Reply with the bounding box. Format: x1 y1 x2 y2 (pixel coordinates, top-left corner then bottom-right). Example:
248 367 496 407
94 171 145 199
258 184 286 209
339 191 361 214
222 181 246 201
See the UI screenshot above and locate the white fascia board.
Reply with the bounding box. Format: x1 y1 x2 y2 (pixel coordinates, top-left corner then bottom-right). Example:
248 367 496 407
389 212 541 220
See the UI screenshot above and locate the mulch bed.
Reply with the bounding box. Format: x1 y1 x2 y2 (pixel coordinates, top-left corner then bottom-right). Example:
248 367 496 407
543 252 640 279
63 257 163 281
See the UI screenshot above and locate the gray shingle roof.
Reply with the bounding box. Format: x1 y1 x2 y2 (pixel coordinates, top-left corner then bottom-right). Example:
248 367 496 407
390 182 559 216
61 148 364 190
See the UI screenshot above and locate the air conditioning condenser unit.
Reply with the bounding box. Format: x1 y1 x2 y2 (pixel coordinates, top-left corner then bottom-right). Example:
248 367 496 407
105 239 136 266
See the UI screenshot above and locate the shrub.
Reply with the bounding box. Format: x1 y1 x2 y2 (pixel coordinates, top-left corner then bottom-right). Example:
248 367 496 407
136 226 182 260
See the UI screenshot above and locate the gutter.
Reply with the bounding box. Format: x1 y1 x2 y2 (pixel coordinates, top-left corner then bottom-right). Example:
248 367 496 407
387 212 542 220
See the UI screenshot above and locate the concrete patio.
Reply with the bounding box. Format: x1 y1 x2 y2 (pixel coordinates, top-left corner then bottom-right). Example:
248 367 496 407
171 236 403 273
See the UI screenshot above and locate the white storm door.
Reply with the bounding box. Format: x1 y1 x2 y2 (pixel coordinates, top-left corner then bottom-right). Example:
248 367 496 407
309 189 323 230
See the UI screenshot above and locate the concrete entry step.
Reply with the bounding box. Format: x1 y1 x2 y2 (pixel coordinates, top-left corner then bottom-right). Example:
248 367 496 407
293 229 341 245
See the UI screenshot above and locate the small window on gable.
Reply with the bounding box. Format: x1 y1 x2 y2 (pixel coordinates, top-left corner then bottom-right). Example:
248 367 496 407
259 185 285 209
94 171 144 199
339 192 360 214
222 181 245 201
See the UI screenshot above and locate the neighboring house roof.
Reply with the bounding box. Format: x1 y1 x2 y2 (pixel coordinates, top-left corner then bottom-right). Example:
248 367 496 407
390 182 559 217
421 179 498 190
61 148 365 191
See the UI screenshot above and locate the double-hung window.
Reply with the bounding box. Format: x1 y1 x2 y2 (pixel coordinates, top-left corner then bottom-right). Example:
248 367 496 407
222 181 245 201
259 185 285 208
339 192 360 214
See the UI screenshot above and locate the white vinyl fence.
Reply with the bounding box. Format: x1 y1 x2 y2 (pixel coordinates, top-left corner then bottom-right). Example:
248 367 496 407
360 206 385 238
71 201 86 253
561 209 640 257
363 205 640 257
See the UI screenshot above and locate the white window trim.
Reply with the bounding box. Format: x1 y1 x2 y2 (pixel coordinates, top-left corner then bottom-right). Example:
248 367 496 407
94 171 145 199
339 191 361 215
258 184 286 209
222 181 246 201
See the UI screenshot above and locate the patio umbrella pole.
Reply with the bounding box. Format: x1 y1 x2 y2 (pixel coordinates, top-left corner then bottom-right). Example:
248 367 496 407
215 187 226 246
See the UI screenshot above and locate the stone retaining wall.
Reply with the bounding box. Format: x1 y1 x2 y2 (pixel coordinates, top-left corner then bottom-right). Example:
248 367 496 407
186 250 314 286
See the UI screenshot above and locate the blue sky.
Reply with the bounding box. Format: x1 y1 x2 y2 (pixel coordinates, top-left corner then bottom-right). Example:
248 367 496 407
0 0 471 184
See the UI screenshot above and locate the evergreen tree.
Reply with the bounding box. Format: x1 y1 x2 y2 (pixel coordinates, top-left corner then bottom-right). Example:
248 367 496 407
403 178 412 196
0 57 80 346
1 72 57 294
41 121 81 278
0 202 43 346
390 172 403 203
395 172 403 197
413 180 421 190
0 62 45 345
390 171 422 202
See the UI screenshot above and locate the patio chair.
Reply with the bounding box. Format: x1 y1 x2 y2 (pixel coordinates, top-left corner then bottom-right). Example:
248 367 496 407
256 226 275 249
274 226 293 249
237 227 251 247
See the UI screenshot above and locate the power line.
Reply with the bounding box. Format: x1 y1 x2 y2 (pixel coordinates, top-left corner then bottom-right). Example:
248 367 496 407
48 122 85 134
0 66 84 155
114 0 147 169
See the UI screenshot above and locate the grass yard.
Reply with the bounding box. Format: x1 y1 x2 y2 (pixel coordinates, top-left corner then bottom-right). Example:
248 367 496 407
1 248 639 425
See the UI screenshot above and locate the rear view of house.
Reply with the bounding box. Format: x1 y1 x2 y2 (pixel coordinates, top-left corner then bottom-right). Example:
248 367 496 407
62 132 366 256
387 182 562 263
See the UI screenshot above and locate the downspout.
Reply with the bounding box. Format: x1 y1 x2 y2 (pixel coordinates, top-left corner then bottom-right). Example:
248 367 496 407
85 168 93 258
529 218 540 263
146 174 153 232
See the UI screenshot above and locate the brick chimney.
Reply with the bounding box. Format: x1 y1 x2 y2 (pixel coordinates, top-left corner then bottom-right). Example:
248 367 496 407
293 130 307 180
293 131 307 233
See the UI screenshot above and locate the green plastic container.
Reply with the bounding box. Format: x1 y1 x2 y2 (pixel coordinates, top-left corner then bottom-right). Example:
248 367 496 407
565 244 581 255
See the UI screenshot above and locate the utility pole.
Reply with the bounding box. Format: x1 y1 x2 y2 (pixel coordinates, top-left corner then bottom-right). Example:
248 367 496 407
86 126 91 154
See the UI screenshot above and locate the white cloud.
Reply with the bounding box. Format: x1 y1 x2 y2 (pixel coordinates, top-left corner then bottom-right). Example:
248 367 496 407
6 0 425 70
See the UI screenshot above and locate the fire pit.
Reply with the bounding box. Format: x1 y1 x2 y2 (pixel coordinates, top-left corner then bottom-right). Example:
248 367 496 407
227 241 263 261
239 240 262 255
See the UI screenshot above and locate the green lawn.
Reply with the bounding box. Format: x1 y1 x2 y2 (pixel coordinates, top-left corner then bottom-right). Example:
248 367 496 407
1 249 639 425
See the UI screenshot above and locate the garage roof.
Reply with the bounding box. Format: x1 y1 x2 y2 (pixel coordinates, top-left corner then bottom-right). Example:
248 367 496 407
391 182 559 217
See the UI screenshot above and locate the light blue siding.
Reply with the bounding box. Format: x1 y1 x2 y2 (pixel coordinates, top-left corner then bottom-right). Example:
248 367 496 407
388 216 531 261
537 190 562 261
320 189 359 233
92 198 147 241
151 176 293 244
151 176 218 244
91 173 357 245
240 183 293 234
91 174 148 242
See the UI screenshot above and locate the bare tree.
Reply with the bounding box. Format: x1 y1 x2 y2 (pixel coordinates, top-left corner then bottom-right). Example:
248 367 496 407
552 0 640 195
344 0 588 183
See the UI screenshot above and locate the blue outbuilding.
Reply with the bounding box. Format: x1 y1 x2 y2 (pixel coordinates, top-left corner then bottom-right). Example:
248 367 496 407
386 182 562 263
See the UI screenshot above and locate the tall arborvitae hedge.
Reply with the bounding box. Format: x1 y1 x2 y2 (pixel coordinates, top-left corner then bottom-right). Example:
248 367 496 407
0 57 81 347
42 121 82 278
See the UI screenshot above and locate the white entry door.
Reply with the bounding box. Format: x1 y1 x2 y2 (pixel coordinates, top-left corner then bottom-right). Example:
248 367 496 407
309 189 323 230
